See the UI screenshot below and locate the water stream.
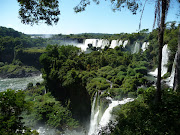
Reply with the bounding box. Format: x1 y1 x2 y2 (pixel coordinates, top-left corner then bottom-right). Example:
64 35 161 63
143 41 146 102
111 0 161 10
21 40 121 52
0 74 43 92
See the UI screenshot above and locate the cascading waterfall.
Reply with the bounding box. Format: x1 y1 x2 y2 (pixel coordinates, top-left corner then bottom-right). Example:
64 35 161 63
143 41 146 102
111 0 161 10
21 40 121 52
88 94 134 135
84 39 98 47
141 42 149 52
161 44 169 76
79 39 110 51
76 39 130 51
166 52 177 87
123 40 128 48
118 40 123 46
132 42 140 54
98 39 110 49
149 44 170 77
110 40 119 48
98 97 134 128
88 92 100 135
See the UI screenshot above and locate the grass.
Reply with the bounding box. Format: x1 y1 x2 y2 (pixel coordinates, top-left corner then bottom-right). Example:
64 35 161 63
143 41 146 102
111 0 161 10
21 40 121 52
23 47 46 53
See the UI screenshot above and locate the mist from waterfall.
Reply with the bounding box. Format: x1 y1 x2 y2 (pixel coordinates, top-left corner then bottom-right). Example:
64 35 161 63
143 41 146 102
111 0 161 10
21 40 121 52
132 42 140 54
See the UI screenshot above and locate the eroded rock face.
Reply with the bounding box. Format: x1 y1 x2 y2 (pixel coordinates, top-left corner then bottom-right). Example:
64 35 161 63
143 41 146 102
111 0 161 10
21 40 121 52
47 78 91 127
68 84 91 126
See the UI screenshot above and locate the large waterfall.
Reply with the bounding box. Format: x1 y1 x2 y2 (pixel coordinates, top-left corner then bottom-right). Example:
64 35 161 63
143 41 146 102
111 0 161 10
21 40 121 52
166 52 177 87
149 44 170 77
77 39 128 51
161 44 169 76
88 94 134 135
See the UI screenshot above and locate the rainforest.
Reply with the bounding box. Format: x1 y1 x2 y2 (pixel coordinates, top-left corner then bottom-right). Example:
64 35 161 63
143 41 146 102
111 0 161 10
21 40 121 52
0 21 179 135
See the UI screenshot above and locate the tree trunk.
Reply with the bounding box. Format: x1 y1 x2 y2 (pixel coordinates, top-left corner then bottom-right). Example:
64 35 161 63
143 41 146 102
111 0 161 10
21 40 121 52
156 0 167 103
173 27 180 91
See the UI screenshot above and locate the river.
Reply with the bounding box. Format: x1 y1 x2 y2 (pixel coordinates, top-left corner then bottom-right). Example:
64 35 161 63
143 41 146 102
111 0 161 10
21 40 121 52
0 74 43 92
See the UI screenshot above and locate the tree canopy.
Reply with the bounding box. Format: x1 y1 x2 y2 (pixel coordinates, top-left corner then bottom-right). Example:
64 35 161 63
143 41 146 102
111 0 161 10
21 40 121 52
17 0 60 25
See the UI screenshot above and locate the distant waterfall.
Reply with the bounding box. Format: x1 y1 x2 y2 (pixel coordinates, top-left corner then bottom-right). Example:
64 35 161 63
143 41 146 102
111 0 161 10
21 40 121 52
166 52 177 87
84 39 98 47
88 94 134 135
123 40 128 48
118 40 123 46
141 42 149 51
110 40 119 48
149 44 170 77
132 42 140 54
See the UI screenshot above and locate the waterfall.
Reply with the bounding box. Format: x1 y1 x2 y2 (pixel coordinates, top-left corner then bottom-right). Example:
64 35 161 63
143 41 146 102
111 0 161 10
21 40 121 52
98 97 134 128
88 93 99 135
123 40 128 48
88 94 134 135
161 44 169 76
149 44 170 77
84 39 98 47
166 52 177 87
110 40 118 48
99 39 110 49
141 42 149 51
132 42 140 54
118 40 123 46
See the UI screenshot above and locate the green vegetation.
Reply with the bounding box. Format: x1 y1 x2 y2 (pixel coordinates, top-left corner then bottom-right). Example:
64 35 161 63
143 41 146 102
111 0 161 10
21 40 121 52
23 47 46 53
0 89 38 134
22 83 79 133
0 23 179 134
110 87 180 135
0 62 39 78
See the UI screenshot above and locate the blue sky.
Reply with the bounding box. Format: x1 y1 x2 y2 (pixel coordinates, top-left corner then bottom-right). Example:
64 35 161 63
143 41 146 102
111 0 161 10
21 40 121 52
0 0 179 34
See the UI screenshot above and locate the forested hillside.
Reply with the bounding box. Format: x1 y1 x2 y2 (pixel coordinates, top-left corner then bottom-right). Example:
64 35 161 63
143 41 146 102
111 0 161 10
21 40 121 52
0 23 179 134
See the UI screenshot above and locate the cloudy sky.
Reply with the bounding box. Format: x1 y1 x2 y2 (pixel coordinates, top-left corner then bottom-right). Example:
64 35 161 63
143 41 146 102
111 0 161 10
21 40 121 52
0 0 179 34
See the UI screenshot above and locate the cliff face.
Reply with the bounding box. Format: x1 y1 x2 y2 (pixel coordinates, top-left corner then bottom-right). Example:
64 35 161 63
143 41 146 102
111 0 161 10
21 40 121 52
46 76 91 127
16 50 43 70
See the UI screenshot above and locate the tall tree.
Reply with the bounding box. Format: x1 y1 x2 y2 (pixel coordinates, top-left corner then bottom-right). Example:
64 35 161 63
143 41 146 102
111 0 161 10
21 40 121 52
155 0 170 102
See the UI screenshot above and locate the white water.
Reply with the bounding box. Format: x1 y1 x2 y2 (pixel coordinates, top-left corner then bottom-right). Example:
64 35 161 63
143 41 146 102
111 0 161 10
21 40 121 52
88 96 134 135
88 93 99 135
118 40 123 46
141 42 149 51
166 52 177 87
123 40 128 48
0 74 43 92
149 44 170 77
161 44 169 76
99 97 134 128
75 39 129 51
132 42 140 54
110 40 118 48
